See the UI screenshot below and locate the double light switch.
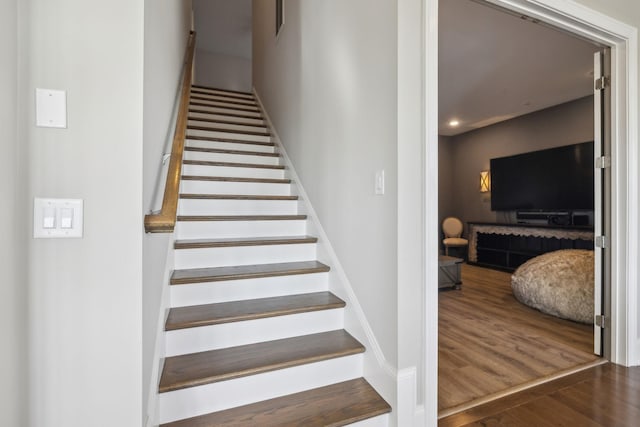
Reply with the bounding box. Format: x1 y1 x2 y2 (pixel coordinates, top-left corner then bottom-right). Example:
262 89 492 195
34 198 83 238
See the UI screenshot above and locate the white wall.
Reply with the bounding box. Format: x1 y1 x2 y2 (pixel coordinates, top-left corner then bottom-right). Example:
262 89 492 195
143 0 192 423
24 0 144 425
253 0 399 367
0 0 27 425
397 0 429 422
194 50 252 92
193 0 252 92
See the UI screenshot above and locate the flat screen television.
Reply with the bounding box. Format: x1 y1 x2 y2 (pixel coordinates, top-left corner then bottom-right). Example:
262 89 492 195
490 141 594 211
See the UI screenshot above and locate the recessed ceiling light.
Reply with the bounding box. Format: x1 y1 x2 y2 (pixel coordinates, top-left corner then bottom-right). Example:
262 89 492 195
448 119 460 127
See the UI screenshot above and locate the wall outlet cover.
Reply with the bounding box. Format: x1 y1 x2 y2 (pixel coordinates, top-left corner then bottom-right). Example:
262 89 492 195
36 88 67 128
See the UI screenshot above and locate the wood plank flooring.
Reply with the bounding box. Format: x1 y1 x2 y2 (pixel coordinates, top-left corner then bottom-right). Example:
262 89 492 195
439 263 599 413
439 363 640 426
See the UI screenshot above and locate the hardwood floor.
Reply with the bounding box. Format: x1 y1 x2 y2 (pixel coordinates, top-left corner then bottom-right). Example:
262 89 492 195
439 363 640 426
439 263 599 414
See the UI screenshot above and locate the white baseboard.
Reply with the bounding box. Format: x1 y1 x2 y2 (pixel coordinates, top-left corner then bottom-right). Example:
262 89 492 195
145 239 176 427
633 338 640 366
397 367 426 427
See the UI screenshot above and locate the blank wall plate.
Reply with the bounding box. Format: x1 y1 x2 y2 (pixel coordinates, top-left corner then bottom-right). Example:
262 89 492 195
36 88 67 128
34 198 83 238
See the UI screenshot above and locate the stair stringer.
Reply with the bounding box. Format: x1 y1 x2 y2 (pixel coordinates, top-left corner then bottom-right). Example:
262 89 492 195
253 90 398 424
145 235 176 427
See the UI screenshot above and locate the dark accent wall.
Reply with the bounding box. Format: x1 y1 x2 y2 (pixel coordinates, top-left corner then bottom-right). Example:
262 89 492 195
439 96 594 235
438 135 455 235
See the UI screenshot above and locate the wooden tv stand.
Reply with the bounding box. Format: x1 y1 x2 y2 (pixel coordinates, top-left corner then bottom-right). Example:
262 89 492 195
468 222 594 271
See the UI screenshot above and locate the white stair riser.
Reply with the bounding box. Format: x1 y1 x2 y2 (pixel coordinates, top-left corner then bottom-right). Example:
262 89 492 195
178 199 299 215
158 354 363 424
191 99 261 112
165 309 344 356
187 129 272 143
350 415 390 427
192 88 254 100
188 119 267 134
186 138 275 154
170 273 329 307
182 164 285 180
191 93 257 106
175 220 307 239
180 180 291 196
183 150 281 165
189 112 265 126
189 104 262 118
173 243 317 269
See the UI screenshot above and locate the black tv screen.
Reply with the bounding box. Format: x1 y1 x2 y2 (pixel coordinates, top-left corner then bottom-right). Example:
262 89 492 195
490 141 594 211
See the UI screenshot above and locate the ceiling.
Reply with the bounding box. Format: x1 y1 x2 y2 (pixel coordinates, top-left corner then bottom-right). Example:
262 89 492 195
193 0 252 59
439 0 601 136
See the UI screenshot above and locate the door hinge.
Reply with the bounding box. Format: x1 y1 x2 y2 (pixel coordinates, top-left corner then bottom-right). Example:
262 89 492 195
595 76 610 90
595 235 608 248
595 314 608 328
595 156 611 169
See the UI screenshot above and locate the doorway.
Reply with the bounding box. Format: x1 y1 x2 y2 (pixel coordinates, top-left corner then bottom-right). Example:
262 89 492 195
427 1 636 422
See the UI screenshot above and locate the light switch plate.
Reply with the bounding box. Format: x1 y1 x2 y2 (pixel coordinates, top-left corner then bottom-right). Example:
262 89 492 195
34 198 83 238
36 88 67 128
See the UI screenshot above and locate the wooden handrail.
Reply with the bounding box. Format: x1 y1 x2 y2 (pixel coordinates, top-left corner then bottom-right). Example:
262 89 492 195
145 31 196 233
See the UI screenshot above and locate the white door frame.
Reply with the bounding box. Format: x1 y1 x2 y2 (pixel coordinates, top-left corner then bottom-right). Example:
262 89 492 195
423 0 638 424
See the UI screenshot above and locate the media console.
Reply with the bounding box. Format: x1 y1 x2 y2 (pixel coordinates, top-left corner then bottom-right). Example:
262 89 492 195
468 222 594 271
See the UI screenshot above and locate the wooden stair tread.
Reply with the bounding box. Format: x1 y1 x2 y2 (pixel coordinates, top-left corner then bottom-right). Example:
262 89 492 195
187 116 265 128
171 260 330 285
191 85 254 97
175 235 317 249
187 125 271 137
186 135 273 146
185 146 279 157
183 159 284 170
158 330 364 393
189 101 260 114
177 215 307 222
190 94 257 107
181 176 290 184
160 378 391 426
179 194 298 200
165 291 345 331
190 101 261 114
190 90 255 103
189 108 263 121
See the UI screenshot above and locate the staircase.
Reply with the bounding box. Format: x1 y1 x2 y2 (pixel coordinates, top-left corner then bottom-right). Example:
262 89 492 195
156 85 391 426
